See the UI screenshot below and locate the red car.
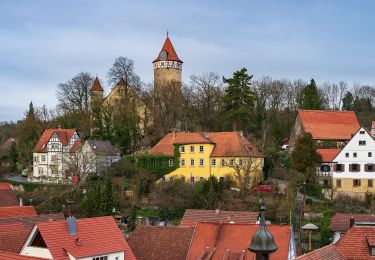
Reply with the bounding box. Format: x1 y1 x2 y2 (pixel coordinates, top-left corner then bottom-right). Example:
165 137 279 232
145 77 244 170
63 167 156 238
253 185 272 192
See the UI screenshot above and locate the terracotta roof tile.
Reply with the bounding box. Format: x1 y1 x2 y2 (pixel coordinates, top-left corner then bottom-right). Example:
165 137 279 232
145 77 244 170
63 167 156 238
298 110 360 140
0 251 46 260
0 189 18 207
90 76 103 92
34 216 136 260
186 222 291 260
316 149 341 162
330 213 375 232
127 225 194 260
0 206 37 219
149 132 262 157
153 36 182 63
296 244 344 260
70 139 81 153
33 129 77 153
180 209 259 226
0 182 12 190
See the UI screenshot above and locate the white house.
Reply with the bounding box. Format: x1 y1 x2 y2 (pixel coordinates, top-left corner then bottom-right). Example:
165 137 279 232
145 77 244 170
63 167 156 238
31 128 80 183
20 216 136 260
332 127 375 197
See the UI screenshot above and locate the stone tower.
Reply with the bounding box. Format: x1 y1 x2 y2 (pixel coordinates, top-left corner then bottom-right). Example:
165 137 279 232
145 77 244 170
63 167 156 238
153 35 183 87
90 76 104 108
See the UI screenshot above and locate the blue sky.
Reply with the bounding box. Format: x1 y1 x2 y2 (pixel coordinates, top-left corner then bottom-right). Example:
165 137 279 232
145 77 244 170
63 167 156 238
0 0 374 121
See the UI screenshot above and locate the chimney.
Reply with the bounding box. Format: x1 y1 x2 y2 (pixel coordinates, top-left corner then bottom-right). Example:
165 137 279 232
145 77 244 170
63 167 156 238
239 130 243 137
67 216 77 236
350 216 355 228
19 197 23 206
215 209 220 215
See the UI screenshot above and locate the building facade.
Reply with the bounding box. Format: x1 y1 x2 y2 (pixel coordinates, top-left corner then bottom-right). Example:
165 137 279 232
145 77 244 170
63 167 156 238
332 127 375 198
148 131 263 183
31 129 80 183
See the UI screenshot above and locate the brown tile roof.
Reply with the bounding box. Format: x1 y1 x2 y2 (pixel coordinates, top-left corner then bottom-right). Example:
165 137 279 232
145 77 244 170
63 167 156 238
0 206 37 219
0 182 12 190
186 222 291 260
330 213 375 232
127 225 195 260
33 128 77 153
149 132 262 157
0 189 18 207
0 213 64 254
0 251 46 260
296 244 344 260
298 110 360 140
90 76 103 92
316 148 341 162
153 36 182 63
180 209 259 227
34 216 136 260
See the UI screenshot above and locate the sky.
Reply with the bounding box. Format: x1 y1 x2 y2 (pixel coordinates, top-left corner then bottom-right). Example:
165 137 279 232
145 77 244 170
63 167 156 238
1 0 375 121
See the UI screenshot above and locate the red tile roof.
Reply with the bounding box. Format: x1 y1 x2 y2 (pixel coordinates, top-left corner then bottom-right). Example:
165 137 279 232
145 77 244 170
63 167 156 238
33 129 77 153
186 222 291 260
0 206 37 219
153 36 182 63
70 140 81 153
34 216 136 260
180 209 259 227
149 132 262 157
127 225 195 260
0 214 64 254
0 182 12 190
0 189 18 207
0 251 46 260
90 76 103 92
295 244 344 260
316 149 341 162
298 110 360 140
330 213 375 232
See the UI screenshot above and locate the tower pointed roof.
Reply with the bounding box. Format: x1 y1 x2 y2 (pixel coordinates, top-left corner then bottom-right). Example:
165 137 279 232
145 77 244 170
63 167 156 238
90 76 103 92
153 36 182 63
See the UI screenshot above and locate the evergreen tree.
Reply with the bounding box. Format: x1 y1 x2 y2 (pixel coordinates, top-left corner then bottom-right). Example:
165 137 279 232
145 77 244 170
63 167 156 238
9 141 19 173
342 91 354 111
291 133 322 183
222 68 256 131
300 79 323 110
102 177 115 215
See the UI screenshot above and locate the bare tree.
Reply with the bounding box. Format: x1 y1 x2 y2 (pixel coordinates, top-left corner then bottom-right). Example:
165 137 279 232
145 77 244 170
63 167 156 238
64 151 96 186
107 57 141 94
321 81 347 110
35 105 56 131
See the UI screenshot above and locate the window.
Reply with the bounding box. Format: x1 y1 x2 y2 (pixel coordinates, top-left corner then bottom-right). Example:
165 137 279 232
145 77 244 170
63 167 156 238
38 167 43 174
190 146 195 153
168 159 173 167
359 140 366 146
200 177 205 181
181 176 186 182
369 179 373 187
221 159 225 167
336 179 341 188
369 152 372 158
351 164 360 172
181 159 185 167
41 155 46 162
360 130 365 134
180 146 185 153
229 159 234 166
152 159 156 166
371 247 375 256
190 176 195 184
211 159 216 167
353 179 361 187
219 177 225 182
51 143 59 149
51 155 58 163
169 176 174 182
199 158 204 166
34 156 38 163
335 164 344 172
239 159 243 166
190 159 195 166
199 145 204 153
353 153 357 158
92 256 108 260
320 164 331 172
160 159 164 165
366 164 374 172
345 153 349 158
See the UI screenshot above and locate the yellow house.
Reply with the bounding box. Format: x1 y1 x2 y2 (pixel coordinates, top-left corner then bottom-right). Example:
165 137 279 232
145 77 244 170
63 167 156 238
148 131 264 183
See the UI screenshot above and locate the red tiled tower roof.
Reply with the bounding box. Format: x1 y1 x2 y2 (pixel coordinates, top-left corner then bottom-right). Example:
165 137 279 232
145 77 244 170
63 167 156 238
153 36 182 63
90 76 103 92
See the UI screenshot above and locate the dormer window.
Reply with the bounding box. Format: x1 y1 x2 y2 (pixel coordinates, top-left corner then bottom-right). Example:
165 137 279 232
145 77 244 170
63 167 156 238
360 130 365 134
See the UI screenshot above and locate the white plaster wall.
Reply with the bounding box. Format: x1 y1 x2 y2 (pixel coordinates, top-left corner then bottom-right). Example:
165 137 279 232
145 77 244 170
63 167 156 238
21 246 53 259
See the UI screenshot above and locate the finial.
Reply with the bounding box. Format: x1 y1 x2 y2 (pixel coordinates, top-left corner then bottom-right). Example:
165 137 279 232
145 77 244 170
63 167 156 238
167 30 169 37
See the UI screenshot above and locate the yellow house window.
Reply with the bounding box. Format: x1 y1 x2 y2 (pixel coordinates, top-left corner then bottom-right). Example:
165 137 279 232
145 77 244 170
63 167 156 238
229 159 234 166
353 179 361 187
190 159 195 166
180 146 185 153
190 146 195 153
336 179 341 188
221 159 225 167
199 159 204 167
168 159 173 166
211 159 216 167
181 159 185 167
239 159 243 166
199 146 204 153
